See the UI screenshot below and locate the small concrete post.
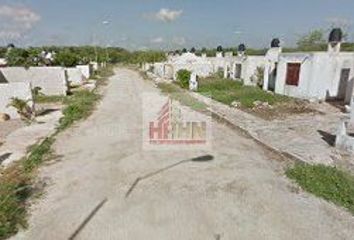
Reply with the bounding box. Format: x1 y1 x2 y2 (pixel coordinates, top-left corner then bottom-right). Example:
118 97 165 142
351 98 354 123
263 63 270 91
223 66 228 79
335 121 347 149
231 63 236 80
189 72 198 91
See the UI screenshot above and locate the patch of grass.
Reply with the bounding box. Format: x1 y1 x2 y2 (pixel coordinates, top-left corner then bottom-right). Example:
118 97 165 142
59 90 100 130
0 166 30 240
198 77 289 108
22 137 55 172
34 95 67 104
0 137 54 239
286 163 354 214
158 82 207 111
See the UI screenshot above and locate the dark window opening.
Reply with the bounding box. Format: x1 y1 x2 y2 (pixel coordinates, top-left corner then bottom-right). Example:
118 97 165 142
286 63 301 86
235 64 242 79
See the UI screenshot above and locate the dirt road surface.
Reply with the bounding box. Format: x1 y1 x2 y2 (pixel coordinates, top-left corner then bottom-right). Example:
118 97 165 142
13 68 354 240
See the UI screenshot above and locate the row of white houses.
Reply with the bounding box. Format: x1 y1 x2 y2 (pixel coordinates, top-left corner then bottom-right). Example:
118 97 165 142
149 28 354 106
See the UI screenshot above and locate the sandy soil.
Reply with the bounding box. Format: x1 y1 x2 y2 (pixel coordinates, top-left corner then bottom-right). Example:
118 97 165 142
0 120 24 144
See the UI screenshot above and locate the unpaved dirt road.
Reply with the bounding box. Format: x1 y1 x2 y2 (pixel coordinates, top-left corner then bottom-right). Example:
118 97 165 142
14 68 354 240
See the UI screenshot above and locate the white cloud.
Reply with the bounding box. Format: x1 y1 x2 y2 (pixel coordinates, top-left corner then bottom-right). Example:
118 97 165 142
151 37 164 44
172 37 186 46
144 8 183 23
0 5 41 40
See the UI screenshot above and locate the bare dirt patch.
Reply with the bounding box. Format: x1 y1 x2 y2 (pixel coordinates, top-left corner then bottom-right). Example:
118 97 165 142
244 100 320 120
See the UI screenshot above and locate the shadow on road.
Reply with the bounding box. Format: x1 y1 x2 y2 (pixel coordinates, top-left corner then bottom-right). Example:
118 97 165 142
125 155 214 198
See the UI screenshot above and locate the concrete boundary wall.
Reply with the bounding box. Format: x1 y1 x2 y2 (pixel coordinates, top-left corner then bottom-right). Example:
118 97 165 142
0 82 33 119
76 65 91 79
0 67 68 96
29 67 68 95
66 68 86 85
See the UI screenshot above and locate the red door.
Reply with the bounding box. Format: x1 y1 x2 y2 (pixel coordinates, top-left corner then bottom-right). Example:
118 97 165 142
286 63 301 86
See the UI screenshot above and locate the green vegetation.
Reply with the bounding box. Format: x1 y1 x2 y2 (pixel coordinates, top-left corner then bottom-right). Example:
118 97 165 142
296 29 327 51
287 163 354 214
0 165 30 239
34 95 67 104
0 136 54 239
23 137 55 172
198 76 289 108
2 46 166 67
158 82 207 111
59 90 100 130
7 98 34 122
5 48 31 67
0 66 113 239
176 69 191 89
53 50 80 67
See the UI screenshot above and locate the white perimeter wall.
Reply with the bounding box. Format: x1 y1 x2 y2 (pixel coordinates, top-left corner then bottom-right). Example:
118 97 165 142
173 63 214 79
66 68 85 85
0 67 68 96
76 65 91 79
242 56 266 86
275 53 314 99
275 53 354 100
0 82 33 119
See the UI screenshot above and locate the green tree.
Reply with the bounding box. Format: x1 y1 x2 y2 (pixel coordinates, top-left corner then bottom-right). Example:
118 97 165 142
54 50 79 67
6 48 30 66
296 29 327 51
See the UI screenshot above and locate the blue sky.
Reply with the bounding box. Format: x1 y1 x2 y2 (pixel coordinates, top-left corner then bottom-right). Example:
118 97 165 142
1 0 354 50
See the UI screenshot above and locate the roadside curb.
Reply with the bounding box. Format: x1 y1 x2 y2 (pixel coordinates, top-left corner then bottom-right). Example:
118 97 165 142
190 92 308 165
210 108 306 164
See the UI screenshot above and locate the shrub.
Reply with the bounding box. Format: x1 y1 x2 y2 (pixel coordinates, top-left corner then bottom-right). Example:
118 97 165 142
31 87 42 97
7 98 34 122
5 48 29 67
54 50 79 67
176 69 191 89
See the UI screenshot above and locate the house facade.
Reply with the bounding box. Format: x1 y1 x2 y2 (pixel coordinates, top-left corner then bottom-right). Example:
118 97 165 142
263 29 354 105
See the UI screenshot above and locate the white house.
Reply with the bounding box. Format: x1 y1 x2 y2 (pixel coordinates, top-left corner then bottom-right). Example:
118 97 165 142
230 55 265 85
151 48 265 84
153 52 214 80
263 29 354 105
